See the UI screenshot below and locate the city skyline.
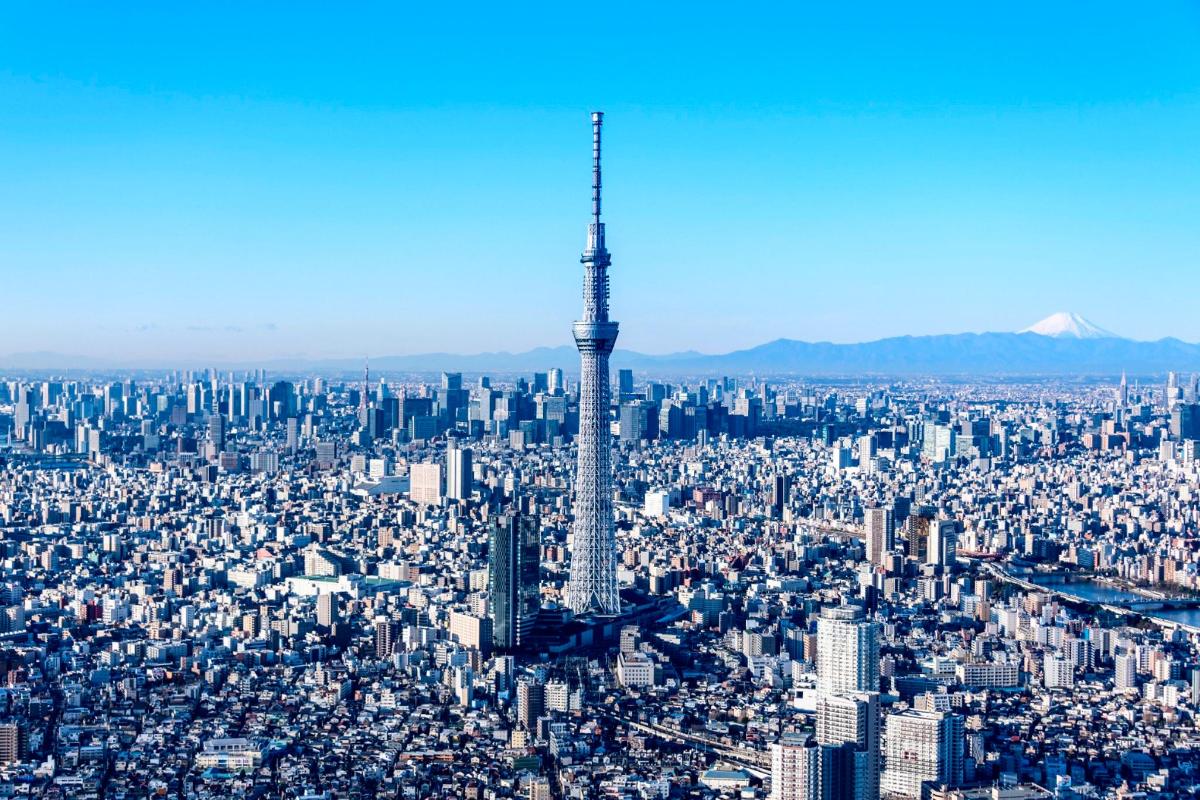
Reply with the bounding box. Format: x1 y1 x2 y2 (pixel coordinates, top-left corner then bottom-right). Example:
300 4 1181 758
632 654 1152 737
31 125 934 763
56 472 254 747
5 6 1200 798
3 3 1200 360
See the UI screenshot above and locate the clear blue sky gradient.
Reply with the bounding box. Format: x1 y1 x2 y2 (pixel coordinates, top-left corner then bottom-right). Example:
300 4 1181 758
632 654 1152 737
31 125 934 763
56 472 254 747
2 2 1199 361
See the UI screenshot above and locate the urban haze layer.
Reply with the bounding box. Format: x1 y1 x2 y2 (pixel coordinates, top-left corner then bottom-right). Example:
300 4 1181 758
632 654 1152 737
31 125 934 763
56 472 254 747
2 115 1200 800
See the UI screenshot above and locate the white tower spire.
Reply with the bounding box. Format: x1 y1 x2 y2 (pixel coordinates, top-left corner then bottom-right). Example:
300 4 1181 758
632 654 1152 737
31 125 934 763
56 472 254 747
566 112 621 616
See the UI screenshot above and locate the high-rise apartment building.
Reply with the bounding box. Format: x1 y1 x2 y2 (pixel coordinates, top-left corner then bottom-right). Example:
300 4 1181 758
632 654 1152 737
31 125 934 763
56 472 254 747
817 605 880 695
0 724 25 764
317 593 337 628
770 733 820 800
1043 652 1075 689
816 692 880 800
448 610 493 658
516 680 544 731
864 507 894 566
880 709 964 800
374 618 395 658
1115 651 1138 691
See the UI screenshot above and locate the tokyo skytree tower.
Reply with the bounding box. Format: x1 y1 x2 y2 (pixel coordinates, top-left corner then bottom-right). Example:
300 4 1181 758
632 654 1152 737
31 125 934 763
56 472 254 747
566 112 621 616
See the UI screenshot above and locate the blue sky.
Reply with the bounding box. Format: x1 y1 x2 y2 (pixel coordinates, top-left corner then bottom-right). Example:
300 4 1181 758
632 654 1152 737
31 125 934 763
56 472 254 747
2 2 1199 362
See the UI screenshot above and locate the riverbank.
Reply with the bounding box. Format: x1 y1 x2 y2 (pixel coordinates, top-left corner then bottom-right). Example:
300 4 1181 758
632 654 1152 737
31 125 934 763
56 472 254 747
986 564 1200 636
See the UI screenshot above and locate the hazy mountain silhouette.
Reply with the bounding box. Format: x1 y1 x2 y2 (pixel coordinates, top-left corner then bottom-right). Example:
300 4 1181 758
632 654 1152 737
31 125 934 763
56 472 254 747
6 333 1200 375
6 314 1200 374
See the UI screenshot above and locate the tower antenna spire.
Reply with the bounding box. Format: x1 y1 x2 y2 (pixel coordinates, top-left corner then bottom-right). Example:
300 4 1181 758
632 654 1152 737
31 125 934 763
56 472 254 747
591 111 603 225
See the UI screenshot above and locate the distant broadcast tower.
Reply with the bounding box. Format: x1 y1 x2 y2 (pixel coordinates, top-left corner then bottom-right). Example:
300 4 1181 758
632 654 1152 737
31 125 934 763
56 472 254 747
566 112 621 616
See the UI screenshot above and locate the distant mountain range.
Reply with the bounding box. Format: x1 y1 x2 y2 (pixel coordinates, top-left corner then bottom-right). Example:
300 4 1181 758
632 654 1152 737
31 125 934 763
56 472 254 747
5 314 1200 376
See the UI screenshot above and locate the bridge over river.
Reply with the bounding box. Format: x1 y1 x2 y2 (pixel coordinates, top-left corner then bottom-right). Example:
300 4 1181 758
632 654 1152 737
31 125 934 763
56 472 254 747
985 564 1200 635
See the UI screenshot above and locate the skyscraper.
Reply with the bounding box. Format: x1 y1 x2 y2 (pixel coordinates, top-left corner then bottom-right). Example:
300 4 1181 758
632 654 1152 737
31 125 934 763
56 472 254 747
879 709 964 799
816 691 880 800
446 438 473 501
817 605 880 695
770 733 820 800
927 519 958 568
490 512 541 651
208 413 225 452
566 112 621 617
864 506 894 566
618 368 634 398
409 462 444 504
548 367 565 396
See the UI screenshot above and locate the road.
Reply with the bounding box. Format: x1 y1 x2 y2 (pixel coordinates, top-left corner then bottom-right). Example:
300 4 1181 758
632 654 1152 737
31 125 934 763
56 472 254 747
597 709 771 778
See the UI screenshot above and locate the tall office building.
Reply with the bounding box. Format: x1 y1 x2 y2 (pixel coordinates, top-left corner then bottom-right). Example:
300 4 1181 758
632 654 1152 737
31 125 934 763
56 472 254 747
922 423 955 462
770 473 789 518
1170 402 1200 441
906 513 933 561
566 112 621 617
817 605 881 695
879 709 964 800
816 692 880 800
618 368 634 397
446 438 473 501
409 462 444 504
208 414 225 452
548 367 565 396
864 507 894 566
770 733 820 800
490 512 541 651
927 519 957 567
286 417 299 453
12 387 33 439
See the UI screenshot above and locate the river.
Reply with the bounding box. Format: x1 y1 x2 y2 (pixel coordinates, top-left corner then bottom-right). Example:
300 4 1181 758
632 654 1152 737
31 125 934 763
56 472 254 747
1031 578 1200 629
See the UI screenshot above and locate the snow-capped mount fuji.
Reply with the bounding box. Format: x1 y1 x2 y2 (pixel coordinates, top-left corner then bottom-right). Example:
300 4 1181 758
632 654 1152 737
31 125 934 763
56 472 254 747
1019 312 1119 340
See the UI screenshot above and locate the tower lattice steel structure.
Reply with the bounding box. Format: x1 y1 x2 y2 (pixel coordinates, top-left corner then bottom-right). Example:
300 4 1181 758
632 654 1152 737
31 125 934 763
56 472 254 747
566 111 621 616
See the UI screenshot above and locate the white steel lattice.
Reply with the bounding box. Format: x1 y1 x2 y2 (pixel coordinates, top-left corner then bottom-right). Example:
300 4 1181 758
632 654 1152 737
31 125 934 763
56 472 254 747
567 112 621 616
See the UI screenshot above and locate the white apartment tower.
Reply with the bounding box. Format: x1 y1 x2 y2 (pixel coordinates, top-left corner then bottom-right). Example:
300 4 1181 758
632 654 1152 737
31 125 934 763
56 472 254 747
771 734 820 800
817 605 881 695
880 709 964 799
816 691 881 800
